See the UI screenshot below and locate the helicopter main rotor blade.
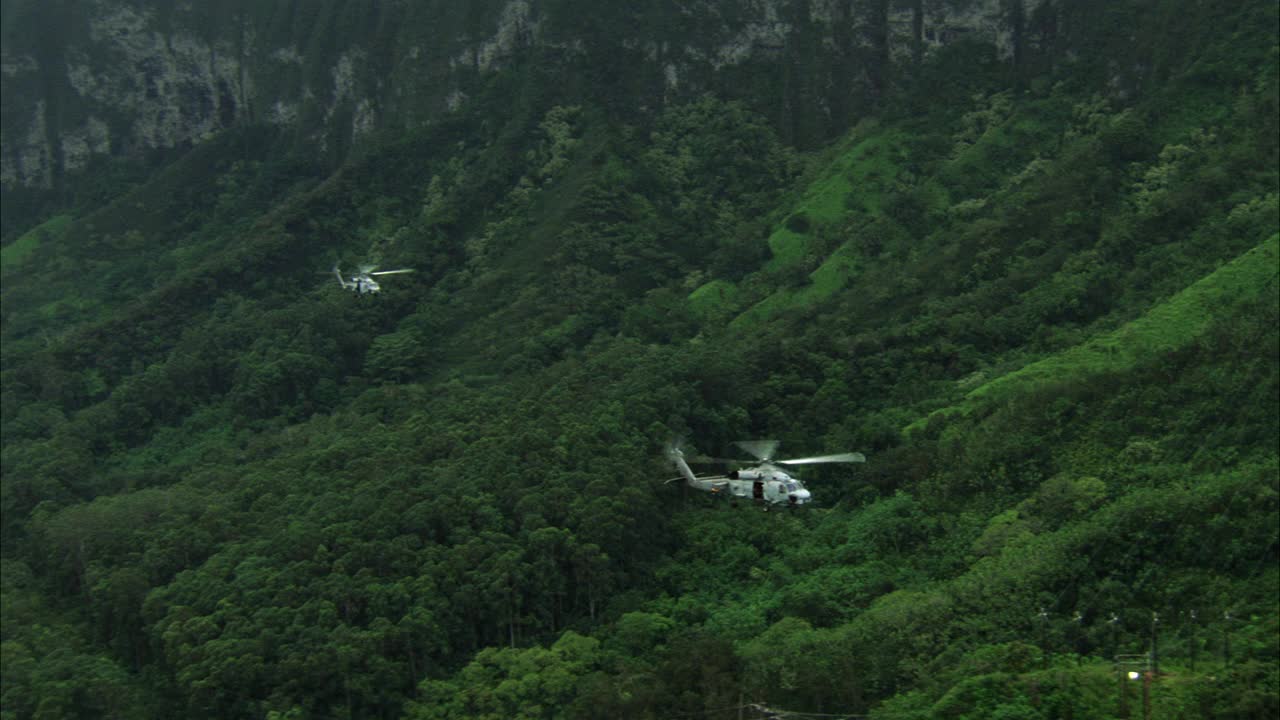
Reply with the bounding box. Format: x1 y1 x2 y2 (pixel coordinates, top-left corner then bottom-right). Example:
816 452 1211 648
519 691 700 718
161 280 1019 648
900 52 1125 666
686 455 742 465
777 452 866 465
369 268 415 276
663 474 728 485
734 440 780 462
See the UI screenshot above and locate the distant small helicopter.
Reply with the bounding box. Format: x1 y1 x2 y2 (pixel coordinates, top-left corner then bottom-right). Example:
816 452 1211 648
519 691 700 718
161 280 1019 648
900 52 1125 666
332 263 414 294
665 440 865 507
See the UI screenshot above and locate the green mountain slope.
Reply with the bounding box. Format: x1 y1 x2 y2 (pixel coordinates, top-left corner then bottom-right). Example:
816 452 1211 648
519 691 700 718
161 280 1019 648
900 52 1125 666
1 2 1277 719
912 234 1280 432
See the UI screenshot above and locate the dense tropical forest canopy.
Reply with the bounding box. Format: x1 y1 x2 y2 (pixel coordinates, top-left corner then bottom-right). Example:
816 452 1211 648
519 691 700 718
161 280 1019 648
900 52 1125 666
1 0 1277 718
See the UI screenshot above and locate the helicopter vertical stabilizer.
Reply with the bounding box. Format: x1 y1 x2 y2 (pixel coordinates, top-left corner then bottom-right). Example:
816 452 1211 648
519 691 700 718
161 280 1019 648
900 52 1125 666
666 445 700 485
333 264 354 290
664 443 728 493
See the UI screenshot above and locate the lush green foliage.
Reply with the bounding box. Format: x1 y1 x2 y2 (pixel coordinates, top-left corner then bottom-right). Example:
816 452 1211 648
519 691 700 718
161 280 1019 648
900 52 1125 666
2 1 1278 718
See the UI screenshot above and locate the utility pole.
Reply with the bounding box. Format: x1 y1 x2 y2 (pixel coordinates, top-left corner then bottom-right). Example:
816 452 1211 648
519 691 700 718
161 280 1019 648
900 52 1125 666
1108 613 1121 659
1039 607 1050 669
1223 611 1233 668
1189 610 1198 672
1100 604 1121 661
1072 611 1084 664
1150 611 1160 675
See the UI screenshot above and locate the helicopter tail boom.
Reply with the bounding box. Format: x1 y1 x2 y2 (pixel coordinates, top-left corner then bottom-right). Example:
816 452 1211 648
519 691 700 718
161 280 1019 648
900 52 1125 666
332 264 354 290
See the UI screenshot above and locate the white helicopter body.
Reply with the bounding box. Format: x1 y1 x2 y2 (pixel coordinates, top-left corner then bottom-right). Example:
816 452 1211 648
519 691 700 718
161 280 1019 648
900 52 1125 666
333 264 414 294
667 440 864 507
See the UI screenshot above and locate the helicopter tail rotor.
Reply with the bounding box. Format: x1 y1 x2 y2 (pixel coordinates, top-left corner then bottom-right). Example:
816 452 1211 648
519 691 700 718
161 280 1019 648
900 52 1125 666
664 439 705 487
664 438 689 466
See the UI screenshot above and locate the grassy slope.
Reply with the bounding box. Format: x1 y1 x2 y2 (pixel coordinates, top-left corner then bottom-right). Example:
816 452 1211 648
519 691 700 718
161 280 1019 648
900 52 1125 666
909 233 1280 433
687 125 904 326
0 215 72 272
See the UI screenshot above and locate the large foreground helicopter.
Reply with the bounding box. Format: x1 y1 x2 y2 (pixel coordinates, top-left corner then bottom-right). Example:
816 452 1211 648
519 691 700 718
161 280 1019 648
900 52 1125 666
666 440 865 507
332 263 415 294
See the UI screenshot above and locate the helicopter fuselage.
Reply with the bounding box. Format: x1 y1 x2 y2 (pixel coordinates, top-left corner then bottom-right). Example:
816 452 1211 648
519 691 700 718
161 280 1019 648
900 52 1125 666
672 453 812 506
723 464 812 505
333 265 385 294
346 274 382 294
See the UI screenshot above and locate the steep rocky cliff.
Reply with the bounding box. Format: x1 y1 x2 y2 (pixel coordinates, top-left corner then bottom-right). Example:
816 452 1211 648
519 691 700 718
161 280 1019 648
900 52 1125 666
1 0 1036 189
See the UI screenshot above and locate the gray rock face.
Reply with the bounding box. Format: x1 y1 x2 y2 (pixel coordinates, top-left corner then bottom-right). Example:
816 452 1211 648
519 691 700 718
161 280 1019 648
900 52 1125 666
1 0 1024 189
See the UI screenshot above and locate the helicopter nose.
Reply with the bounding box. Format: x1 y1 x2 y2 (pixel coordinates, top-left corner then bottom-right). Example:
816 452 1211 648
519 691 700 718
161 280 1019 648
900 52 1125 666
789 489 811 505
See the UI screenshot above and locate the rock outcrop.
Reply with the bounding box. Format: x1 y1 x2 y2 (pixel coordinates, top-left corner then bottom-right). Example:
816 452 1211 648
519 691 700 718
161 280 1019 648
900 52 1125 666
1 0 1035 188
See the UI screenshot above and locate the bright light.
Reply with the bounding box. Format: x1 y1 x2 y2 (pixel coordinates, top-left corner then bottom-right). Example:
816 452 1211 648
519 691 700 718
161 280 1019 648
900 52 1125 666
1128 671 1141 680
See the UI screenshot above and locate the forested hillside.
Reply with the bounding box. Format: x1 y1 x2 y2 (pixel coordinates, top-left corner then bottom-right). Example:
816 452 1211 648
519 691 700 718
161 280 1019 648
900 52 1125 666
1 1 1277 719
